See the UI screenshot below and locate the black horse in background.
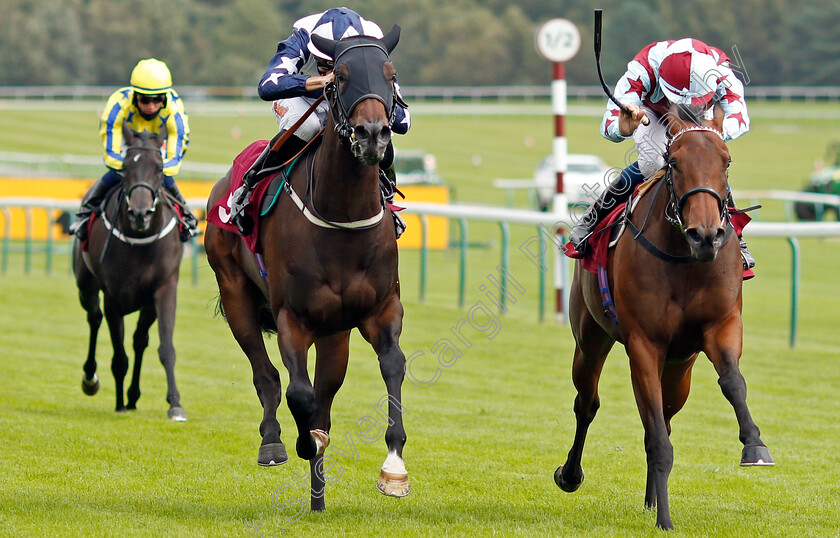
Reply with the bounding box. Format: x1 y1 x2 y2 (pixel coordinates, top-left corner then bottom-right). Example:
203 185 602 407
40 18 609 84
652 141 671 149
73 126 187 421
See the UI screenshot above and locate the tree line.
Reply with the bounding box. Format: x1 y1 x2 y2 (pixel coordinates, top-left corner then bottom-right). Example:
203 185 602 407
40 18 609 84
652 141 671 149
1 0 838 90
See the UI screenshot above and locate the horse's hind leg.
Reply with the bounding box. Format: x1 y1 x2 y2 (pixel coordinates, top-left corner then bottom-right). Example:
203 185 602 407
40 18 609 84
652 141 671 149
704 317 774 466
360 297 409 498
75 250 102 396
126 304 156 411
308 332 351 512
556 279 615 493
207 230 287 465
154 277 186 421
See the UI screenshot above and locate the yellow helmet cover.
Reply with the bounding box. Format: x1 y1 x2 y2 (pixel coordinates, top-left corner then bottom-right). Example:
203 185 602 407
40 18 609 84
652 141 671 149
130 58 172 94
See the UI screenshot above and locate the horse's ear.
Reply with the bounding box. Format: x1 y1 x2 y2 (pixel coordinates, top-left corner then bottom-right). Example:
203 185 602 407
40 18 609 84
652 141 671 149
705 102 725 133
122 122 137 145
155 126 168 148
382 25 400 54
664 103 686 138
310 34 337 61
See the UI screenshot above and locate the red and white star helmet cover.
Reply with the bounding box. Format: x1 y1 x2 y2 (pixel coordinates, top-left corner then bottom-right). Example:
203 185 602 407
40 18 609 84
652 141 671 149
658 39 725 107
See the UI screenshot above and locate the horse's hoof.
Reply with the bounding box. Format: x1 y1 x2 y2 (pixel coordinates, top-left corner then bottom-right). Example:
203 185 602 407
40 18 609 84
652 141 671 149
168 407 187 422
741 445 775 466
258 442 289 466
81 374 100 396
377 470 410 497
311 429 330 456
554 465 583 492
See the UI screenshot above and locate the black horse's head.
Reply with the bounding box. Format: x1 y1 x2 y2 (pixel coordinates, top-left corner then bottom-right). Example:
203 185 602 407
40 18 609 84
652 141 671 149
311 25 401 166
122 124 166 232
664 103 731 262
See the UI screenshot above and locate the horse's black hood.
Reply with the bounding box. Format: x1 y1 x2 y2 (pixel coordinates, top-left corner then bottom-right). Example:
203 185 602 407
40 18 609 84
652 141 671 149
312 25 400 117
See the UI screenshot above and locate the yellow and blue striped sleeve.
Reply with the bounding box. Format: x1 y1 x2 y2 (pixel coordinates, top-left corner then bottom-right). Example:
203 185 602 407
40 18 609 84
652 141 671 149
161 90 190 177
100 88 132 170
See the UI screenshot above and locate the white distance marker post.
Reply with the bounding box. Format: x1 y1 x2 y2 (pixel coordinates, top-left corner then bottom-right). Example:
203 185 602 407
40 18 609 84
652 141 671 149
535 18 580 322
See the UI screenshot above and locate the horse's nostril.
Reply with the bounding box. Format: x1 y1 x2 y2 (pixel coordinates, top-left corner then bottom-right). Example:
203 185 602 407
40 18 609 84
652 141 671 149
685 229 703 245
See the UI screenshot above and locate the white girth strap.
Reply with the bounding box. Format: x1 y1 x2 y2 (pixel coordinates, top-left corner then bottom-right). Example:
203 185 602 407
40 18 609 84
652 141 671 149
285 183 384 230
101 213 179 245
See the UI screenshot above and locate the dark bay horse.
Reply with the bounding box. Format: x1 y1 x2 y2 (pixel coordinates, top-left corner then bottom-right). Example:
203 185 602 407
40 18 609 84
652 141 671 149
73 126 186 421
555 105 772 530
205 27 408 511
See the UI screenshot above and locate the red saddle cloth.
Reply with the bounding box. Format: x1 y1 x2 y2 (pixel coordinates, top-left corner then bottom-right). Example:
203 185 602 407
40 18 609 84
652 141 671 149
561 204 627 274
561 203 752 276
207 140 280 254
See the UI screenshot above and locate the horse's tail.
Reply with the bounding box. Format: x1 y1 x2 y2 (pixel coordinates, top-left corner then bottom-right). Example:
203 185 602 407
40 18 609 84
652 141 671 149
213 295 277 335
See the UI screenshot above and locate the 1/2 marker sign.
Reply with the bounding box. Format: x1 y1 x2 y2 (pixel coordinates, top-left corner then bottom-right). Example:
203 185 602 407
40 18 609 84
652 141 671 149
535 18 581 63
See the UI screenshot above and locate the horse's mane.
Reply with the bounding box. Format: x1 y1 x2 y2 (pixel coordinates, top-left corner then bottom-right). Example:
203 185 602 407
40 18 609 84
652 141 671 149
674 103 707 126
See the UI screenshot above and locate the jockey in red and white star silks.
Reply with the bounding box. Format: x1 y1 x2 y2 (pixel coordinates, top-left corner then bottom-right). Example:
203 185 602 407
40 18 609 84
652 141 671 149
567 38 755 273
600 38 750 177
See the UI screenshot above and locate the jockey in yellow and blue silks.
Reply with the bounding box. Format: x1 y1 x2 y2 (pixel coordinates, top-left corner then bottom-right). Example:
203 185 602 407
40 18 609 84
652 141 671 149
71 58 199 242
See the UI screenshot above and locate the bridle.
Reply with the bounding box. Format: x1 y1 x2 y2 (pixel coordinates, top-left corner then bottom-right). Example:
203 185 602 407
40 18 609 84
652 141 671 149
99 144 179 248
323 41 402 145
624 125 735 263
122 145 164 208
663 126 730 231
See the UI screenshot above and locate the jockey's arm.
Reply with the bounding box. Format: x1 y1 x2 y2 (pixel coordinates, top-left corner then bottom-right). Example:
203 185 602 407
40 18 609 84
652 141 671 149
258 29 324 101
161 91 190 178
392 81 410 135
716 68 750 142
600 60 649 142
100 89 130 171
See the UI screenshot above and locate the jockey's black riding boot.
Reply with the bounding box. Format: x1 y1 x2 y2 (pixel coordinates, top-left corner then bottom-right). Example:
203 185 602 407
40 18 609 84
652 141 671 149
233 130 307 236
568 162 644 255
726 190 756 270
378 141 405 238
70 178 111 242
165 183 200 241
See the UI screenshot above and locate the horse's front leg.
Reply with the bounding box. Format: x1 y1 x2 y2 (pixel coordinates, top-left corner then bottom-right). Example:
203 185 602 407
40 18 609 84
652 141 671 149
307 331 351 511
360 296 409 498
704 315 774 466
275 310 318 461
103 298 129 412
126 304 156 411
154 278 186 421
627 336 674 530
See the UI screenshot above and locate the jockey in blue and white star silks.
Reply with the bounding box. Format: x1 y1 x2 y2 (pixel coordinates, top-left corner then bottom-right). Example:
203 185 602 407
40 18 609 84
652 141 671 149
258 7 410 139
229 7 411 236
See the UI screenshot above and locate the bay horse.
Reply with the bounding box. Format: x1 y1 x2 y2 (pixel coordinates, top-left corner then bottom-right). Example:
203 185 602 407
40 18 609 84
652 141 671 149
73 125 187 421
555 105 773 530
205 27 409 512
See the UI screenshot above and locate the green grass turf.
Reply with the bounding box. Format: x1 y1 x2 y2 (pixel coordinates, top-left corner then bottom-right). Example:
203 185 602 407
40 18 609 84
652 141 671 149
1 101 840 535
